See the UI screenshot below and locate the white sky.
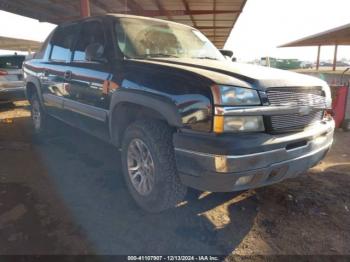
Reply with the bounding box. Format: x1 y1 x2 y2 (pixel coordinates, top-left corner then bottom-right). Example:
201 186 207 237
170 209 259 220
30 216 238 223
0 11 56 55
225 0 350 62
0 0 350 62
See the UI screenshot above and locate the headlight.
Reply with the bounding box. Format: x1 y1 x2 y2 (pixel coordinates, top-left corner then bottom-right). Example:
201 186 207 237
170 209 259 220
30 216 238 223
211 85 264 133
212 85 261 106
214 115 265 133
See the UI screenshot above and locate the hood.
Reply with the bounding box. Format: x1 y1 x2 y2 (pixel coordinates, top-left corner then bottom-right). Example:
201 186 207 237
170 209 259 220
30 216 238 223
131 58 328 91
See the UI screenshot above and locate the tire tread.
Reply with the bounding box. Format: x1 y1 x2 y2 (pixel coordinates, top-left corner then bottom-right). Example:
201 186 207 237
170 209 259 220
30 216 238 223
122 119 187 212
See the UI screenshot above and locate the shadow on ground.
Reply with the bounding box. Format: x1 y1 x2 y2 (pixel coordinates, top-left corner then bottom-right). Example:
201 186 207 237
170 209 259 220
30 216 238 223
2 104 350 255
30 119 257 255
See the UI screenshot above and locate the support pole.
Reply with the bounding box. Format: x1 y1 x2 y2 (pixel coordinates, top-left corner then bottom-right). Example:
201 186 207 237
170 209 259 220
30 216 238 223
333 44 338 71
316 45 321 71
267 57 271 67
80 0 91 18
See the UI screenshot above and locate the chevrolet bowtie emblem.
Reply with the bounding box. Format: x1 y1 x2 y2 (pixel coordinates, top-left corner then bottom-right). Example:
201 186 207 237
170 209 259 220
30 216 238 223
298 107 312 116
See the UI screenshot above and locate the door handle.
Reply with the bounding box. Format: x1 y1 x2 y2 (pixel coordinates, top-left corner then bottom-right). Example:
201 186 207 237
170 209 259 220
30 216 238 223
40 70 49 79
63 70 72 80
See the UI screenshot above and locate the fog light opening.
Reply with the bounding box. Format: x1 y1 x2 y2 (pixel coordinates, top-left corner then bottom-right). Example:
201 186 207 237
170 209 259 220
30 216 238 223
235 175 255 186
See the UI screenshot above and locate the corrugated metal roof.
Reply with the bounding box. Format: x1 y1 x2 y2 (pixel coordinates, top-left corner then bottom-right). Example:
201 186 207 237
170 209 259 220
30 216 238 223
280 23 350 47
0 0 247 48
0 36 41 51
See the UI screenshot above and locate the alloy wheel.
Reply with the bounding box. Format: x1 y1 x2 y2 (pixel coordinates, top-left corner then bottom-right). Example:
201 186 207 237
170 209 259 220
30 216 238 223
127 138 155 196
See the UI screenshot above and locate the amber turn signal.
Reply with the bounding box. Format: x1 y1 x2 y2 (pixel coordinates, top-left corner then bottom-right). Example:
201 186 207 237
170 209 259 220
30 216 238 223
213 115 224 133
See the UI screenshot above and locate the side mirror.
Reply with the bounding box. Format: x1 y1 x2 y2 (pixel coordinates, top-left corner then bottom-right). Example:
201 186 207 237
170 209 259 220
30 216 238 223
219 49 233 58
85 43 106 63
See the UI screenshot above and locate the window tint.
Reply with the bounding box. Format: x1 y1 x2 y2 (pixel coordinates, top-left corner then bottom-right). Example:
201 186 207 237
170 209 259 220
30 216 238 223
73 21 105 62
50 24 79 62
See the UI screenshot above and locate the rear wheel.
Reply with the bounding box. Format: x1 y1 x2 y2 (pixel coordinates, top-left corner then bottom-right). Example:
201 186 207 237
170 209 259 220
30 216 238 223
121 119 187 212
29 93 48 136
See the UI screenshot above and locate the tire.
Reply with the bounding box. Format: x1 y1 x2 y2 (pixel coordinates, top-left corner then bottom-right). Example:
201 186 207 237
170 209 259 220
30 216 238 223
121 119 187 212
29 93 49 136
342 119 350 132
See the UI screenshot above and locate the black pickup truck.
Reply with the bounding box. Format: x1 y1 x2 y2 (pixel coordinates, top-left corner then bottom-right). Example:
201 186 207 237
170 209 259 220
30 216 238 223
23 14 335 212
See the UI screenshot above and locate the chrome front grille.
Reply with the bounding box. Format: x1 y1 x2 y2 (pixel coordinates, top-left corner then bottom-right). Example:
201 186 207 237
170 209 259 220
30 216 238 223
270 111 323 131
267 87 327 108
266 87 325 132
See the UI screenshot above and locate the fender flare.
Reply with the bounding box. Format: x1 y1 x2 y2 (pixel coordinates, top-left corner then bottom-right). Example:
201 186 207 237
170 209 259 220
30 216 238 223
25 75 44 105
109 89 183 146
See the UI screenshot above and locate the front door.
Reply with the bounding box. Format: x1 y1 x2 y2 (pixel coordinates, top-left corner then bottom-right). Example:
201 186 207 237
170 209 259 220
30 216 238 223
63 20 112 140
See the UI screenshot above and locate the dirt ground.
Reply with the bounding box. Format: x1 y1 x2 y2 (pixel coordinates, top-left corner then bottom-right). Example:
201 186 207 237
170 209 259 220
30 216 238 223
0 101 349 256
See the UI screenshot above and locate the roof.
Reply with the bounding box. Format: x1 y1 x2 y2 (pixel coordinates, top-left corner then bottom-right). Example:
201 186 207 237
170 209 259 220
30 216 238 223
0 36 41 52
280 22 350 47
0 54 26 57
0 0 247 49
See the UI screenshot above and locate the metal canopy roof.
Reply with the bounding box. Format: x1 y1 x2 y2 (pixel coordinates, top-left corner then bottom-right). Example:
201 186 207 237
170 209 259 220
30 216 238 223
280 22 350 47
0 36 41 51
0 0 247 49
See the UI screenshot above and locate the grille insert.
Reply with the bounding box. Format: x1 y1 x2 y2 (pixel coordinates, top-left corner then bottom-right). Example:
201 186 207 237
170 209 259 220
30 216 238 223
270 111 323 131
266 87 325 132
267 88 326 108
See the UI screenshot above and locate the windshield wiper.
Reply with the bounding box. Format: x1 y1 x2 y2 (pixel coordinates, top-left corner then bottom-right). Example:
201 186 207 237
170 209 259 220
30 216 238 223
137 54 180 59
192 56 218 60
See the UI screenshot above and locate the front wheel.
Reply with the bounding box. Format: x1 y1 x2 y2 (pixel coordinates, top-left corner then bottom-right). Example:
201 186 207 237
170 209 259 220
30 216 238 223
121 119 187 212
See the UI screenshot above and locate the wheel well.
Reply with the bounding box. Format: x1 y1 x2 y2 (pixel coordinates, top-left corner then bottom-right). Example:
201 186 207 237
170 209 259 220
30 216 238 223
111 102 172 146
26 82 37 101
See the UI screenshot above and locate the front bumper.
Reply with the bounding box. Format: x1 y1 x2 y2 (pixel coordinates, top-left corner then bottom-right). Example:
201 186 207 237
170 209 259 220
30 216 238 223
174 120 335 192
0 86 25 103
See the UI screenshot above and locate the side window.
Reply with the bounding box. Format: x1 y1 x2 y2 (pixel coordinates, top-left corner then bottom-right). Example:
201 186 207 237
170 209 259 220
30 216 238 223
50 24 79 62
73 21 106 62
34 31 54 59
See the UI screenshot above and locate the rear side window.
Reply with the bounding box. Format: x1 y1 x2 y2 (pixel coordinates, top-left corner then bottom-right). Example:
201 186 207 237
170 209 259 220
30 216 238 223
50 24 80 62
73 21 106 62
0 56 25 69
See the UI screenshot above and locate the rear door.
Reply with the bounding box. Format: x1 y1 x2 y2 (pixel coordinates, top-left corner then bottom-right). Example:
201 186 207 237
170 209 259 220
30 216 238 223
41 23 80 118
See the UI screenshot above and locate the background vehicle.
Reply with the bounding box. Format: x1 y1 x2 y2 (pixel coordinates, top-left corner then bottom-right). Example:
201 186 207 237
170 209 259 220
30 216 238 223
0 54 26 103
300 61 314 69
260 57 302 70
23 14 334 212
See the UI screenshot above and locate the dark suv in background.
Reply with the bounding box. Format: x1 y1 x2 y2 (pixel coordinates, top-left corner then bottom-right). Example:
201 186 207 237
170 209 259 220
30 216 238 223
23 14 335 212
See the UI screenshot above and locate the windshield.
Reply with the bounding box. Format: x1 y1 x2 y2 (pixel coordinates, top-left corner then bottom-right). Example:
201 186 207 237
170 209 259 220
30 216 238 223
114 17 224 61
